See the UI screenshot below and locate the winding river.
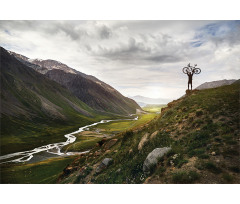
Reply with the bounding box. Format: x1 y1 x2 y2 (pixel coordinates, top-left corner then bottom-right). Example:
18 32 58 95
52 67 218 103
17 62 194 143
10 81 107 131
0 115 138 164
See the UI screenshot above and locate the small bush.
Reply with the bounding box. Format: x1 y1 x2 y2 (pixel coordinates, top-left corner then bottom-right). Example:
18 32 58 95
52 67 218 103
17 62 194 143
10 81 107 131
229 166 240 173
196 110 203 117
188 148 205 157
222 173 233 183
122 130 134 143
172 171 200 184
155 167 166 176
205 161 222 174
198 154 209 159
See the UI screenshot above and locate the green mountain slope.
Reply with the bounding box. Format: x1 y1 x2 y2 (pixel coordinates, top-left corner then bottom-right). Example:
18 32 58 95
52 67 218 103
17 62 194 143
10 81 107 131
0 47 107 155
45 69 140 115
58 81 240 184
8 50 141 115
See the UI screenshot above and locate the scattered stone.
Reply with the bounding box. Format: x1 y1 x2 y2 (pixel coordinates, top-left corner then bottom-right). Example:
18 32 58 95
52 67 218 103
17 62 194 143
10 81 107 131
116 168 121 173
129 149 133 154
138 133 150 150
95 151 101 156
211 152 216 156
143 147 171 173
150 131 159 139
96 158 113 173
102 158 113 166
172 154 178 160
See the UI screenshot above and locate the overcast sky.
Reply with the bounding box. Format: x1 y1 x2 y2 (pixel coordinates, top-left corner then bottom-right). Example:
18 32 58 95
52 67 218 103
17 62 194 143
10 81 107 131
0 20 239 100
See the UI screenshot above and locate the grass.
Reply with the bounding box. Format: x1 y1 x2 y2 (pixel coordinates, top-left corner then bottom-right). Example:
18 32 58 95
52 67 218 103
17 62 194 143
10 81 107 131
62 113 157 153
172 171 200 184
91 113 157 134
62 82 240 184
0 156 77 184
142 104 167 113
62 136 102 152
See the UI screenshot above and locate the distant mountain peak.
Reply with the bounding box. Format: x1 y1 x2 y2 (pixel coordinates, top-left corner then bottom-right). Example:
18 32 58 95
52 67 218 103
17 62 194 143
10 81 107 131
195 79 237 90
130 95 171 106
28 58 44 62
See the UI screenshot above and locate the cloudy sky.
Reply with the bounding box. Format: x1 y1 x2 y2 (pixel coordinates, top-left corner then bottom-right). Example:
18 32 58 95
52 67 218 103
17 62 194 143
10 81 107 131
0 20 239 100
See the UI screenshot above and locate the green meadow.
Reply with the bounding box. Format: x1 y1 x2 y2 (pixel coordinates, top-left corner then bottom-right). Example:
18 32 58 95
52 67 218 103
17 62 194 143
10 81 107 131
0 156 77 184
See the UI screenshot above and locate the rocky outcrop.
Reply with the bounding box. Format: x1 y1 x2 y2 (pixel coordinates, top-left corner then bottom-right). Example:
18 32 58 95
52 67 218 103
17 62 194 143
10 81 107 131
138 133 150 150
143 147 171 173
96 158 113 173
150 130 159 140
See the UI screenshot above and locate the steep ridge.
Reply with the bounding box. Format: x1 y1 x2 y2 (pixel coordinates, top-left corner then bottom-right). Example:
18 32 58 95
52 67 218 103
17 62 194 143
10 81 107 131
45 69 139 115
9 51 141 115
7 50 48 74
58 81 240 184
0 47 102 155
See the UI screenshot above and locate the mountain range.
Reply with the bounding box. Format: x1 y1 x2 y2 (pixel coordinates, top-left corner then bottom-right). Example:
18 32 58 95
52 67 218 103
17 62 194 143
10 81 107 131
0 47 140 155
8 49 140 115
130 95 172 107
195 79 237 90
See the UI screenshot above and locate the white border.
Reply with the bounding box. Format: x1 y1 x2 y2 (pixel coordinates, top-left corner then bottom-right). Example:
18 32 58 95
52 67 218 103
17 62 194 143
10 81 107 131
0 1 239 204
0 0 239 20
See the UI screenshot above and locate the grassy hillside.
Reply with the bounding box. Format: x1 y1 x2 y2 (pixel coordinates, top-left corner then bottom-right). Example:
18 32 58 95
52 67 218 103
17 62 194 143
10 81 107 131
58 81 240 184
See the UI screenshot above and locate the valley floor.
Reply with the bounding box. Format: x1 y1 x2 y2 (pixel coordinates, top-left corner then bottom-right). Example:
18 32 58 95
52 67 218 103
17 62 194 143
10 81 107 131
0 112 158 184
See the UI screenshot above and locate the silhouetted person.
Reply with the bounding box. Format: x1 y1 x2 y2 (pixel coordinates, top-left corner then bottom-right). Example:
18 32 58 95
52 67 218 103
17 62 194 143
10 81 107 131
187 70 193 90
183 63 201 90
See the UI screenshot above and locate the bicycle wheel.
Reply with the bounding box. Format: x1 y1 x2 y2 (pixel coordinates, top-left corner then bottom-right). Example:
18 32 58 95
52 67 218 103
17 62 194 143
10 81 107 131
193 68 201 74
182 67 190 74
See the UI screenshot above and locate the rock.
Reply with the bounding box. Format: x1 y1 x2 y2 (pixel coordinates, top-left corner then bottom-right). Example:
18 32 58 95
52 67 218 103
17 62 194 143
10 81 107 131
143 147 171 173
103 139 118 150
138 133 150 150
102 158 113 166
211 152 216 156
170 160 174 166
172 154 178 160
95 151 101 156
150 131 159 139
116 168 121 173
96 158 113 173
105 150 111 154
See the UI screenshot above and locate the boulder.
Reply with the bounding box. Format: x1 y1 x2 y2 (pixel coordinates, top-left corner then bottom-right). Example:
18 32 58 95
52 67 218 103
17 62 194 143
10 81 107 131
143 147 171 173
138 133 150 150
96 158 113 173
